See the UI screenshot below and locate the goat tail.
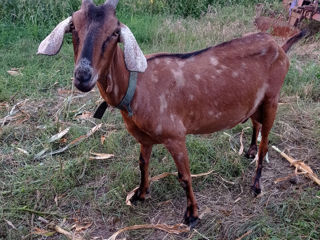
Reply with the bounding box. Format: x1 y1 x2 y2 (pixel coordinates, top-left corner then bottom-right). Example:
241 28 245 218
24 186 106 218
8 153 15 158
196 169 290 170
282 29 307 53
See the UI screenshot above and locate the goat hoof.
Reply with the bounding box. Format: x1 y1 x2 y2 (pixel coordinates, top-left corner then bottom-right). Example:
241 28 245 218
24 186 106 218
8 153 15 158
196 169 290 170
245 152 255 159
184 206 199 229
130 189 145 204
245 146 257 159
184 216 199 229
251 185 261 196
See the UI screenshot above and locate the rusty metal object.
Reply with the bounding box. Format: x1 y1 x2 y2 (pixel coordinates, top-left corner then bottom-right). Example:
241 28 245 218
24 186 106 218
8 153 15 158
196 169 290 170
286 0 320 26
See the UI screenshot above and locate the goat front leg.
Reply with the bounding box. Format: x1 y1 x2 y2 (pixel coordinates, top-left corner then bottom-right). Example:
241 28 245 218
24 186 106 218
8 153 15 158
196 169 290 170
131 144 153 202
164 138 199 228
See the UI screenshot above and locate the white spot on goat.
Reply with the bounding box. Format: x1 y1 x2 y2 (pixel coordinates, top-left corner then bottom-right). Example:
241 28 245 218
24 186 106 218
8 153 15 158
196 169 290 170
189 95 194 101
155 124 163 135
155 59 160 65
232 72 239 78
151 73 158 83
210 57 219 66
177 61 185 68
209 111 214 116
171 68 185 87
159 94 168 113
170 114 175 122
253 83 268 110
195 74 201 80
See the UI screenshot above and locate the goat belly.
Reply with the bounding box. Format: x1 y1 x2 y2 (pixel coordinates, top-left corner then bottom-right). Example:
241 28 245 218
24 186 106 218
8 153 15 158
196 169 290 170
182 79 269 134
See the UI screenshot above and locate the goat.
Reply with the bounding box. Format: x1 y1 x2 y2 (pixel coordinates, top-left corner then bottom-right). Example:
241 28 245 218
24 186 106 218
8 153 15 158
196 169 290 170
38 0 305 227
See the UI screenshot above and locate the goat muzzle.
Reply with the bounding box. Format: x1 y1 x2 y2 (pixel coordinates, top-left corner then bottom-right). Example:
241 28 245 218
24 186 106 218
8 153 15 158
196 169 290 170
74 58 97 92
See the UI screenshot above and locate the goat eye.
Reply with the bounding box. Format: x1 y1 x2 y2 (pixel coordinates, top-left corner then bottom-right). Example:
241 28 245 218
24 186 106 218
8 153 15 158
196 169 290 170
70 22 75 31
112 30 120 37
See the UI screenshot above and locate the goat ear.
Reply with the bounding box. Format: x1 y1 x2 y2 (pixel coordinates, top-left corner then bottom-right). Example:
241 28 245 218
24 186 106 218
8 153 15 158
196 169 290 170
37 16 72 56
120 24 147 72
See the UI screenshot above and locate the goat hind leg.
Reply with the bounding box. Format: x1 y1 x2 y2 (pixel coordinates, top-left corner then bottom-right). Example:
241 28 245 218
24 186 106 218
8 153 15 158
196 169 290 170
131 144 153 202
252 102 277 195
246 119 261 159
164 138 199 228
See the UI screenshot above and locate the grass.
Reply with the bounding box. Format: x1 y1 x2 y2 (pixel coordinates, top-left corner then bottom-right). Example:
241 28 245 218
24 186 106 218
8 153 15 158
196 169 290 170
1 0 320 239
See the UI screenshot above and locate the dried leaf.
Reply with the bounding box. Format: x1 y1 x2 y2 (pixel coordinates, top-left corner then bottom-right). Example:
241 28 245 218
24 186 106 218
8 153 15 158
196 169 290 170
126 170 214 206
38 216 49 224
125 187 139 206
76 111 92 120
57 88 73 95
0 102 9 109
32 227 55 237
54 195 59 207
273 172 305 184
7 69 22 77
34 148 49 159
89 152 114 160
59 138 68 144
199 207 211 219
101 135 106 145
75 222 93 232
191 170 214 178
5 219 17 230
48 127 70 143
107 223 190 240
238 129 245 155
16 147 29 155
272 145 320 186
35 124 102 160
235 230 253 240
220 176 235 185
54 226 74 239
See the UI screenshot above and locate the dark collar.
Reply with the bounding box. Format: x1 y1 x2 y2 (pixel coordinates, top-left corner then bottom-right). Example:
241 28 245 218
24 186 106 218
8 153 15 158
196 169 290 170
116 71 137 117
93 71 137 119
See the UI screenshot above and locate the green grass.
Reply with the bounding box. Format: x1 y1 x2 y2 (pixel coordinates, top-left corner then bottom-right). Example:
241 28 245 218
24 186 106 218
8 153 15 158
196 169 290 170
0 0 273 25
1 0 320 239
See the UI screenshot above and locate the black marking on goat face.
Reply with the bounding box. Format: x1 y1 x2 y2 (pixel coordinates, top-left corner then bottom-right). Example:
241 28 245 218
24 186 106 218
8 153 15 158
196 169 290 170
79 4 109 62
87 3 106 22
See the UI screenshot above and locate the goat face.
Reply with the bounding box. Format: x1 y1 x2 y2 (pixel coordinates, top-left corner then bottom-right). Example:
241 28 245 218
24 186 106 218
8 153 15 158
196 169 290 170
38 0 147 92
72 1 120 92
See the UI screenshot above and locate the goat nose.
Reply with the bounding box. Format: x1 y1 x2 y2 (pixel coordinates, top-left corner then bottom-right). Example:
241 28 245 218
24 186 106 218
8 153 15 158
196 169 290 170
75 69 92 82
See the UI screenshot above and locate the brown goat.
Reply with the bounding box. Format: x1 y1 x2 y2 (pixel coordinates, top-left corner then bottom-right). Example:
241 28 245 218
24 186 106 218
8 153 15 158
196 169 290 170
38 0 305 227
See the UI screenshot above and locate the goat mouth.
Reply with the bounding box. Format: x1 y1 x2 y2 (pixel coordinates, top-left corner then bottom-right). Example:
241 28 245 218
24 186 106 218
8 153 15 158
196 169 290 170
74 74 98 92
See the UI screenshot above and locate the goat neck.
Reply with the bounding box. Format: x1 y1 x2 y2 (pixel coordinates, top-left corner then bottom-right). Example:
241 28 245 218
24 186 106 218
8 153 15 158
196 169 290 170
97 45 130 107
